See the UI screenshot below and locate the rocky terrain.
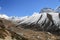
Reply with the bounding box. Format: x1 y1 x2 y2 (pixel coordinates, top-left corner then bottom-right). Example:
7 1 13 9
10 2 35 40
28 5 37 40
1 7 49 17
0 7 60 40
0 18 60 40
0 18 28 40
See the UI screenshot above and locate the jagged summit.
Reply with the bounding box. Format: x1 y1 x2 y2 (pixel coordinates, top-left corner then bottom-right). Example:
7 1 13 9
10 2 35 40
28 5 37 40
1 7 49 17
40 8 55 13
55 6 60 13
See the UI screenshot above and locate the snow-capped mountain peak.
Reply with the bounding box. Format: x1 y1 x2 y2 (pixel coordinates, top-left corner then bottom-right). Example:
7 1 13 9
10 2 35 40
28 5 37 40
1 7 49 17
0 14 9 19
40 8 55 13
0 7 60 33
17 12 60 34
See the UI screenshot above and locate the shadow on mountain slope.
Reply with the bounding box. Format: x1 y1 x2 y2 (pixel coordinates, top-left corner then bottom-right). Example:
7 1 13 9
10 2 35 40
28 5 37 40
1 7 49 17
0 18 60 40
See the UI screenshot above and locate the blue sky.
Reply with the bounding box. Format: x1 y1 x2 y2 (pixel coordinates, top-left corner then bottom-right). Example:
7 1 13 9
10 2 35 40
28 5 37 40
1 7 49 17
0 0 60 16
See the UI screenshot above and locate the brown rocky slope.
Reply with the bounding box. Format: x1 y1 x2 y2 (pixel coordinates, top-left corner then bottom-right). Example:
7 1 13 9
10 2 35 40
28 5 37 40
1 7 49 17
0 18 60 40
